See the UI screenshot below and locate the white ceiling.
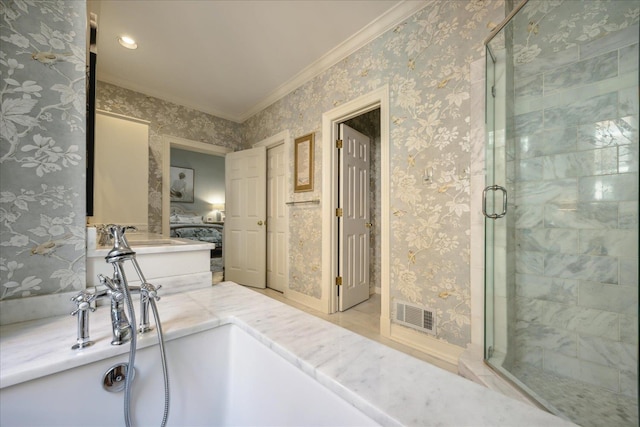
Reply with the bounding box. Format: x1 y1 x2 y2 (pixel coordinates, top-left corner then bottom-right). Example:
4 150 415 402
89 0 425 123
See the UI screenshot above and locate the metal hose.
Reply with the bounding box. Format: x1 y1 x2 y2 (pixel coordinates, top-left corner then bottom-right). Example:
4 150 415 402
150 297 170 427
120 273 170 427
116 263 137 427
108 227 170 427
129 249 170 427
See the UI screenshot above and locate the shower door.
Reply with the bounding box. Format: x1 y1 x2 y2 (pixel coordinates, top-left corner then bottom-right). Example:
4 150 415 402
484 1 639 426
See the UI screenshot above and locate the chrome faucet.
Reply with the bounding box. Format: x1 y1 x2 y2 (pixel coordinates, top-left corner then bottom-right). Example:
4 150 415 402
70 290 97 349
95 224 138 247
138 282 161 333
71 224 161 350
97 273 134 346
95 224 112 247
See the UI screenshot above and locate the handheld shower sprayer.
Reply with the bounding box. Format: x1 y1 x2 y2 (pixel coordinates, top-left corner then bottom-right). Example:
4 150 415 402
105 224 136 263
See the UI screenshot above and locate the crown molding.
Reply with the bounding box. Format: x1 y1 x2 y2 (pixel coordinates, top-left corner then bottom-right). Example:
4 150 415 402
239 0 427 123
99 1 428 124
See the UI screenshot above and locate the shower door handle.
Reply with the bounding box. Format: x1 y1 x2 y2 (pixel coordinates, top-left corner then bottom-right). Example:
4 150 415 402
482 185 507 219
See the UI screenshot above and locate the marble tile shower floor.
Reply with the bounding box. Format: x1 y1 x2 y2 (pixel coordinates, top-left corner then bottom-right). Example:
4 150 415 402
247 287 457 374
510 363 638 427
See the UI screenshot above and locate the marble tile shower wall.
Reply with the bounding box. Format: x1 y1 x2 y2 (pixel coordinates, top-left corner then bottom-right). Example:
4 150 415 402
511 26 639 397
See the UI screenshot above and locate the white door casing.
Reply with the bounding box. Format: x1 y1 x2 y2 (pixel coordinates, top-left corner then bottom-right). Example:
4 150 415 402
266 143 287 292
321 85 389 326
225 147 267 288
338 124 371 311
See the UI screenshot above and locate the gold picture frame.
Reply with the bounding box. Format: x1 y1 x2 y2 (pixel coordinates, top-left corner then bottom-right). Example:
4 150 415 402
294 133 314 192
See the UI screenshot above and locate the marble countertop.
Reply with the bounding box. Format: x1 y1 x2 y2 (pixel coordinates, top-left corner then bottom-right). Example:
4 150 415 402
0 282 575 426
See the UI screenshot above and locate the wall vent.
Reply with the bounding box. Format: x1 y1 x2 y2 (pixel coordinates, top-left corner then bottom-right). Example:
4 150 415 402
395 300 436 335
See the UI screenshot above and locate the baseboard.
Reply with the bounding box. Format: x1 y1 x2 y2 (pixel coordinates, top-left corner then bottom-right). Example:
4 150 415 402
284 287 325 313
381 316 464 369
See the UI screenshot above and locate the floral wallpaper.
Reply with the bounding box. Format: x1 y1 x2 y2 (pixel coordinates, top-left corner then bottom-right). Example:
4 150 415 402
96 82 243 234
0 1 87 301
243 0 505 347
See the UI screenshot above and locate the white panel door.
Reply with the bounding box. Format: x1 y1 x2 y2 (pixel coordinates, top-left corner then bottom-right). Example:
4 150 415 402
225 147 267 288
339 124 370 311
266 144 288 292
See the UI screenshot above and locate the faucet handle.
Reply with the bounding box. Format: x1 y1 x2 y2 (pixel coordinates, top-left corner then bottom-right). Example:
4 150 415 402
98 274 118 292
141 282 161 301
70 290 96 350
70 291 97 316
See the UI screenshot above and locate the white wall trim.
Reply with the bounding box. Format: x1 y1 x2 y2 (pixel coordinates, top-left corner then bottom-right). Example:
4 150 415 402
252 129 291 150
390 323 464 369
161 135 232 235
95 109 150 125
284 287 326 313
165 135 233 156
321 85 390 315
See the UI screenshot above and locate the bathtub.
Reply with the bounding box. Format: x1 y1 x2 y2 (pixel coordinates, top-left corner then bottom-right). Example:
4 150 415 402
0 323 377 426
0 283 576 427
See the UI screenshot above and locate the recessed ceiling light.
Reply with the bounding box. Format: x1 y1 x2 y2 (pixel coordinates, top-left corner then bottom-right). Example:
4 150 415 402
118 35 138 49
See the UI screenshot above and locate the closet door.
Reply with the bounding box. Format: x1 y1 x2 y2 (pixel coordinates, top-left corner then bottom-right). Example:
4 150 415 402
225 146 267 288
266 144 287 292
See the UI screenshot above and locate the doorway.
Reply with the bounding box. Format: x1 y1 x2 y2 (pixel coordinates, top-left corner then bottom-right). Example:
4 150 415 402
161 135 231 237
321 86 390 326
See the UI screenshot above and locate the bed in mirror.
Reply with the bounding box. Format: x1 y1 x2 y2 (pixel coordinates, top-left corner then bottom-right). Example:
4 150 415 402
169 206 224 281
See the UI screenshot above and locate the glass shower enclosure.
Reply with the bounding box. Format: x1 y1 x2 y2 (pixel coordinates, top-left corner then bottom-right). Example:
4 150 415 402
484 1 639 426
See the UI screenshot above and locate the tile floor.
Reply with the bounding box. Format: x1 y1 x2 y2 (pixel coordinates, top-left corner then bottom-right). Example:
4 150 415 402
247 287 457 374
510 363 638 427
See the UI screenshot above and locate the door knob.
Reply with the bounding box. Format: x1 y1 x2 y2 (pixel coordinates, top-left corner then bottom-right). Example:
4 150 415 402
257 220 264 226
365 222 372 228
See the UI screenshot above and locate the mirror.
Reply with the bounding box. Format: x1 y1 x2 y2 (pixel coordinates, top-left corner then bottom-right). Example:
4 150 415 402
86 2 232 236
161 136 231 236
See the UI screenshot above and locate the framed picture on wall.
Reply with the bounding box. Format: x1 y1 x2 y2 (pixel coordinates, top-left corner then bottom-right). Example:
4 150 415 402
294 133 314 192
170 166 194 203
